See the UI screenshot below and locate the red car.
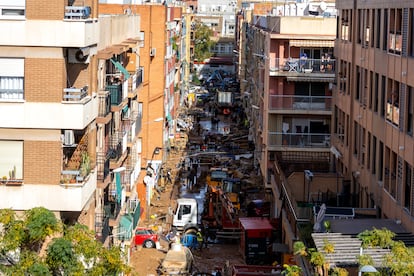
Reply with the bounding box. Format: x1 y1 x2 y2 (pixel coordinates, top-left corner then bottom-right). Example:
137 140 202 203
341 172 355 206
134 227 159 248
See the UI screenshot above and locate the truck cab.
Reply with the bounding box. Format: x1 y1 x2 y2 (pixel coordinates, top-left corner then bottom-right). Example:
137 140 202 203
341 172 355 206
206 167 229 189
172 198 198 231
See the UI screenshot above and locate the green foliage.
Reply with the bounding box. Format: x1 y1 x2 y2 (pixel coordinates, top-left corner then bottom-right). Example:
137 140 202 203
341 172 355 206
293 241 307 257
193 21 216 62
1 220 25 251
322 239 335 253
383 241 414 275
0 208 131 275
357 254 374 266
282 264 302 276
5 251 51 276
46 238 79 275
25 207 61 244
330 267 349 276
357 228 395 249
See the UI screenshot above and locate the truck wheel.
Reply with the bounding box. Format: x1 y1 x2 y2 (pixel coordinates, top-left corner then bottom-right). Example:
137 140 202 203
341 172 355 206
143 239 155 248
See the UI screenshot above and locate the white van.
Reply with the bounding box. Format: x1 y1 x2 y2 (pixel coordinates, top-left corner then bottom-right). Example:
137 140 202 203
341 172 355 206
172 198 198 230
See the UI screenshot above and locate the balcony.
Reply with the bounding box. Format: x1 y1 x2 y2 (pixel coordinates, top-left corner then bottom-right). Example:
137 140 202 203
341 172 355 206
128 67 144 96
64 6 91 20
268 132 330 148
63 86 88 102
269 57 336 75
0 16 98 48
104 201 121 220
98 90 111 118
95 212 110 244
107 84 123 106
269 95 332 111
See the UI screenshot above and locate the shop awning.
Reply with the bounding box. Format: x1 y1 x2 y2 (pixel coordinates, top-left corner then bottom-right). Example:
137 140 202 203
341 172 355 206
110 58 130 80
290 40 334 48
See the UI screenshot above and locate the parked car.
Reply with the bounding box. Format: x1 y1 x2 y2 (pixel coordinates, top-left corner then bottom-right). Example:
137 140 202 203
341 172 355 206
134 227 159 248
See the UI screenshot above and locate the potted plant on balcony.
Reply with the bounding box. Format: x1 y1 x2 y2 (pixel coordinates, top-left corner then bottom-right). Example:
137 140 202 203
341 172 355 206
79 152 91 180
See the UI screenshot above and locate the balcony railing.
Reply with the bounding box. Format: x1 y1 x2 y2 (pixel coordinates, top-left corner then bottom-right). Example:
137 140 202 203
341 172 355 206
106 84 123 106
104 201 121 220
128 67 144 92
95 212 110 243
269 57 336 74
268 132 330 148
64 6 91 20
63 86 88 101
269 95 332 111
98 90 111 117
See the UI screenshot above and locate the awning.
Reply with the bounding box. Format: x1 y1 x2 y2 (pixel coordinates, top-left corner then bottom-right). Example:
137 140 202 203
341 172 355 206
119 214 133 240
110 58 130 80
290 40 334 48
286 76 333 82
115 171 122 203
122 105 129 113
166 114 172 122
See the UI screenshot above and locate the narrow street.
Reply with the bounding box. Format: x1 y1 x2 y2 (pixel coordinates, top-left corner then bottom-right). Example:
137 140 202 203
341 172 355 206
130 94 263 275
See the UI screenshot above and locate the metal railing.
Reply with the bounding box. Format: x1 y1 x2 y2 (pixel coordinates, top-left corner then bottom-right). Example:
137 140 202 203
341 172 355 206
269 95 332 111
98 90 111 117
269 57 336 74
63 86 88 101
106 83 123 105
268 132 330 148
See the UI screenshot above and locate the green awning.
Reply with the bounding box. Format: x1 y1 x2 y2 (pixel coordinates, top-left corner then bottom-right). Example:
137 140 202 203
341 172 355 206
119 215 133 240
115 172 122 203
122 105 129 113
166 114 172 121
110 58 130 80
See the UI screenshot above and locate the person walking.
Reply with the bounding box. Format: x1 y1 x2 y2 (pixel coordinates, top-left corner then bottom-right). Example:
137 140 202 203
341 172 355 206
166 170 172 184
196 229 204 251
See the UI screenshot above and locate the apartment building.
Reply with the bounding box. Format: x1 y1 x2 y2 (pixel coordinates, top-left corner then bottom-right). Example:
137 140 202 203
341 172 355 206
236 4 337 248
335 0 414 233
0 0 143 247
99 3 183 221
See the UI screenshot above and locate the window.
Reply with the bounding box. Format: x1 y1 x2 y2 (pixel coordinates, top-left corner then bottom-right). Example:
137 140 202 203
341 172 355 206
0 58 24 100
410 9 414 57
386 79 400 126
0 0 25 19
341 9 351 41
375 9 381 49
404 162 412 212
388 9 402 54
0 140 23 181
380 76 386 117
372 136 377 175
407 86 413 136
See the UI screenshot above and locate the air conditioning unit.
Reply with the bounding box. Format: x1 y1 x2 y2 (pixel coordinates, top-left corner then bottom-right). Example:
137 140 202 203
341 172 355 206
68 47 90 64
64 130 75 146
150 48 156 57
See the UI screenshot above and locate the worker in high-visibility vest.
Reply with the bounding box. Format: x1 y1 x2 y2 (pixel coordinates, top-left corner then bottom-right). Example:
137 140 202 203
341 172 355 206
196 229 203 251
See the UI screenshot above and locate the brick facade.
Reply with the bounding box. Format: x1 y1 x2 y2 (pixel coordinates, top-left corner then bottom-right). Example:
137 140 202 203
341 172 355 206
24 140 62 184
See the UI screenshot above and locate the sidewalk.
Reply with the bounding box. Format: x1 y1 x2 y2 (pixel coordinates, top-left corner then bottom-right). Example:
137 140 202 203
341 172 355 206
139 132 188 236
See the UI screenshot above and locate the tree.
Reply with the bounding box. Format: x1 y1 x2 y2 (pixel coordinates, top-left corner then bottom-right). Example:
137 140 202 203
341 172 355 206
0 207 130 275
193 21 216 62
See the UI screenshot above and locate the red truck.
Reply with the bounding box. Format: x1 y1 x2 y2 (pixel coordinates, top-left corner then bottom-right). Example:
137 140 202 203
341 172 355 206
239 217 275 265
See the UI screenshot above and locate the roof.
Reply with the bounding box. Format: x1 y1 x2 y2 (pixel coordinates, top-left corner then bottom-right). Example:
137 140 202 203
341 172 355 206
311 219 414 268
311 232 390 267
239 217 273 230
